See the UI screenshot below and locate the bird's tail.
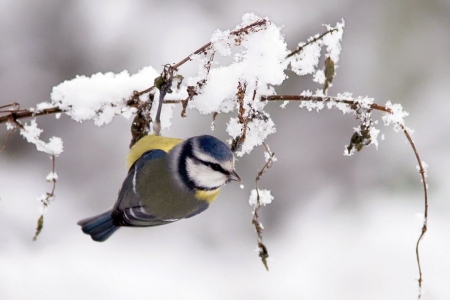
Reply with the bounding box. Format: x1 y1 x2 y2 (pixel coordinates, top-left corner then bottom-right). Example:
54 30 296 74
77 210 119 242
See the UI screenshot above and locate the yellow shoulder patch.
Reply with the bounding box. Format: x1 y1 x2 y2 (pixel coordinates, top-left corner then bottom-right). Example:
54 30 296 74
195 188 221 204
126 135 183 170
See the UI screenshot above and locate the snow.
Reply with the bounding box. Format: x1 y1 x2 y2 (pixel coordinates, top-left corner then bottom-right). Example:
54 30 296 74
416 161 429 177
226 116 276 157
46 172 58 182
20 120 63 156
288 20 345 77
17 12 413 225
280 101 289 108
323 20 345 63
249 189 274 206
28 14 352 159
382 101 409 132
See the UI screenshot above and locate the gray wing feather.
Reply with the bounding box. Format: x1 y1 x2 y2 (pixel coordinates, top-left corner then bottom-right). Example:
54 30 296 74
112 150 177 227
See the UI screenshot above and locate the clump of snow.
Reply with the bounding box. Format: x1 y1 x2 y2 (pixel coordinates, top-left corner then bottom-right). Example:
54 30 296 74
323 20 345 63
50 66 182 128
226 116 276 157
36 102 54 110
46 172 58 182
382 101 409 132
288 20 345 77
369 126 381 149
188 12 289 120
5 122 15 130
37 194 53 214
249 189 274 206
313 69 326 84
289 42 321 76
211 29 232 56
264 151 277 162
280 101 289 109
20 120 63 156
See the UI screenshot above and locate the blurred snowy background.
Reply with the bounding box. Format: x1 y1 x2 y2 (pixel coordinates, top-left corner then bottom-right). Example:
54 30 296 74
1 0 450 299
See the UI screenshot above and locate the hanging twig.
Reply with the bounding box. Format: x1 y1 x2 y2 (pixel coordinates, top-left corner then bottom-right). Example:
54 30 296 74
252 142 275 271
33 154 57 241
400 125 428 299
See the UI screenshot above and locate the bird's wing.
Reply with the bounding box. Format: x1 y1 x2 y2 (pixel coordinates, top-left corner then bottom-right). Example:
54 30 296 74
113 149 177 227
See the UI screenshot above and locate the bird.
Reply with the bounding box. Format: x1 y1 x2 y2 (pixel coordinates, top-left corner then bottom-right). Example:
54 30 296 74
77 134 240 242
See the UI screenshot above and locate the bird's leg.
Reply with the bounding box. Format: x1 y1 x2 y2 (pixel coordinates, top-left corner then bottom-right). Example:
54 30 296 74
153 65 174 135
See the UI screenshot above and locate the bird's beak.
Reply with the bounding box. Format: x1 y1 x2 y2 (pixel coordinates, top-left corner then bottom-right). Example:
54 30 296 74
228 170 241 182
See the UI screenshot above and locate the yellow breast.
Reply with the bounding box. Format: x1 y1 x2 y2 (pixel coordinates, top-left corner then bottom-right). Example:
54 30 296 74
195 189 221 204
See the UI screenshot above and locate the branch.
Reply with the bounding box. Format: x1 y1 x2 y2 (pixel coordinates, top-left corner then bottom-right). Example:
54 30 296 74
0 107 64 124
261 95 391 113
0 95 391 125
286 28 338 59
401 126 428 299
252 142 275 271
172 19 268 70
33 154 58 241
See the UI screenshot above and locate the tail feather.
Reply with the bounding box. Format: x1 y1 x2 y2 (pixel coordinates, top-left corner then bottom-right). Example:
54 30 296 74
77 210 119 242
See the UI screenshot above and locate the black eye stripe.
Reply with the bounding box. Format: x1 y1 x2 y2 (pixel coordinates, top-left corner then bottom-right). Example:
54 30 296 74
192 157 229 175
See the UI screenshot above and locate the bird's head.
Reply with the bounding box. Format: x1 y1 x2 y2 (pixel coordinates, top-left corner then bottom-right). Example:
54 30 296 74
171 135 240 192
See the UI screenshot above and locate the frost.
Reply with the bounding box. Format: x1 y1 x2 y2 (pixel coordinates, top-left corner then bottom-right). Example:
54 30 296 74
323 20 345 63
289 42 321 76
226 118 243 138
369 126 380 149
36 102 54 110
20 120 63 156
280 101 289 109
382 101 409 132
226 116 276 156
264 151 277 162
37 193 53 214
240 12 263 26
416 161 429 178
313 69 326 84
249 189 274 206
299 100 325 112
288 20 345 77
211 29 232 56
6 122 14 130
46 172 58 182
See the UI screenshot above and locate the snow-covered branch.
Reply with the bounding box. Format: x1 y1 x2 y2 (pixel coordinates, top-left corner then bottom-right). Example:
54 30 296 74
0 12 428 298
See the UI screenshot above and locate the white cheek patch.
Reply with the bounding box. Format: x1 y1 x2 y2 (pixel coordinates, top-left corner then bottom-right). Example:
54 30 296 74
186 158 228 189
191 148 236 173
192 148 220 165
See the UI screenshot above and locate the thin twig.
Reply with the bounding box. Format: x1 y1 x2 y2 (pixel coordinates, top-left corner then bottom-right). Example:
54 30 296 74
286 28 338 59
33 154 57 241
252 142 275 271
0 107 64 124
401 125 428 299
261 95 392 113
172 19 268 70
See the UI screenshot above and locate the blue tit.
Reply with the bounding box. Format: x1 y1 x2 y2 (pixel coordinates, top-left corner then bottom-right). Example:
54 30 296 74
77 134 240 242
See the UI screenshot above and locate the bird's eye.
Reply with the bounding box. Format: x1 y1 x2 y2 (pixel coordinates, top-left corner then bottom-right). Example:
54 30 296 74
210 163 221 171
